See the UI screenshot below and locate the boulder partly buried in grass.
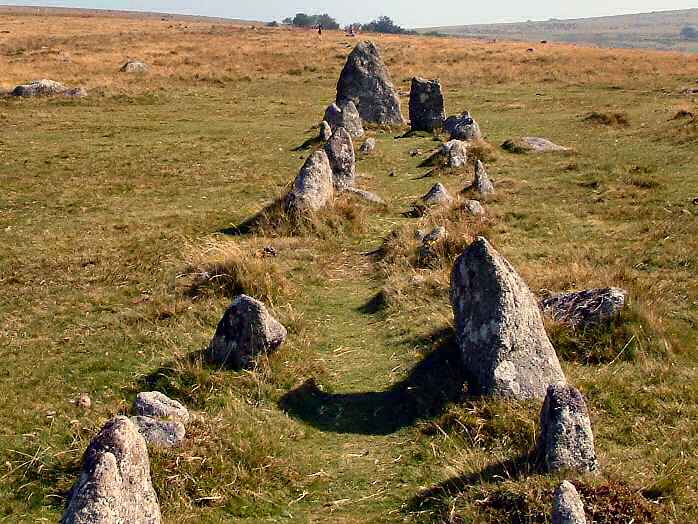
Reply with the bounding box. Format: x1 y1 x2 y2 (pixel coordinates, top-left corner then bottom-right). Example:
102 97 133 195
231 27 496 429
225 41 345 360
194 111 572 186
120 59 149 73
440 139 468 168
134 391 189 425
130 416 185 448
206 294 287 369
450 237 565 399
12 79 86 97
422 182 453 207
537 382 598 474
61 416 161 524
552 481 587 524
503 136 569 153
444 111 482 141
474 159 495 197
285 150 335 213
541 288 627 330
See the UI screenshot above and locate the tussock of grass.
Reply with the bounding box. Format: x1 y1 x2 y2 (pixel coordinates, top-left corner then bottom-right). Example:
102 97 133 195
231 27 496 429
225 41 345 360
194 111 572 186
584 111 630 127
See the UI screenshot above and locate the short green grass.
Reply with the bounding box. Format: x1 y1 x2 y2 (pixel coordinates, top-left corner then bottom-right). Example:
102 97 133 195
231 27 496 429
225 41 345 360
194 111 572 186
1 25 698 524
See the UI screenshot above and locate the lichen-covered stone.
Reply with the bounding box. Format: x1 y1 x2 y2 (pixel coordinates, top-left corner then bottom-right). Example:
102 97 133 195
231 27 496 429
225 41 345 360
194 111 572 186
444 111 482 141
323 100 364 138
320 120 332 141
324 127 356 190
440 139 468 168
11 79 86 97
359 137 376 155
422 183 453 207
474 160 495 196
285 150 335 212
503 137 569 153
130 416 186 448
409 77 445 131
552 481 587 524
120 60 148 73
450 237 565 399
134 391 189 425
541 288 627 329
462 199 485 216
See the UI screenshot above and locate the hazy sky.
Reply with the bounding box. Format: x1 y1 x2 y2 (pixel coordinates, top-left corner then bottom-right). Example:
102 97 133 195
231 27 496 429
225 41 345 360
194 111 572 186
3 0 697 27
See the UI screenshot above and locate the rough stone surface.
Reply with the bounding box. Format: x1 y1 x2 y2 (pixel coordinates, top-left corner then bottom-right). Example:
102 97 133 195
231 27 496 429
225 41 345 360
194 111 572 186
285 150 335 212
474 160 495 196
134 391 189 425
440 139 468 168
462 199 485 216
336 41 404 125
418 226 448 267
120 60 149 73
206 294 287 369
324 127 356 190
345 186 385 205
537 382 598 473
450 237 566 399
61 416 161 524
409 77 445 131
320 120 332 141
541 288 627 330
422 183 453 207
552 481 587 524
444 111 482 141
12 79 70 97
359 137 376 155
130 416 185 448
503 137 569 153
323 100 365 138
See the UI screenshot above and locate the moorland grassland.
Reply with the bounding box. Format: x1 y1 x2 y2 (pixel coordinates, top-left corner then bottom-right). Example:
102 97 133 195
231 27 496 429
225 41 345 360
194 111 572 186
1 8 698 523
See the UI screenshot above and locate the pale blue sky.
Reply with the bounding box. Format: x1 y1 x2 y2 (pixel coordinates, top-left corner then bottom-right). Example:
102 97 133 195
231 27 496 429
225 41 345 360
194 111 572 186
3 0 697 27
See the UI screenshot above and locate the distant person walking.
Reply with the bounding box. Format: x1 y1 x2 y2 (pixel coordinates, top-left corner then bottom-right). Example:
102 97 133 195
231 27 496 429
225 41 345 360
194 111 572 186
318 24 323 37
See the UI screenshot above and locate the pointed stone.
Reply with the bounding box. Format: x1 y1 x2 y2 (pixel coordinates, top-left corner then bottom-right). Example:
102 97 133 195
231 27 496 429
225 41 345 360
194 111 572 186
323 100 364 138
324 127 356 190
552 481 587 524
474 160 495 196
61 416 161 524
450 237 565 399
336 41 404 125
422 183 453 207
206 295 287 369
409 77 445 131
285 150 334 212
537 382 598 473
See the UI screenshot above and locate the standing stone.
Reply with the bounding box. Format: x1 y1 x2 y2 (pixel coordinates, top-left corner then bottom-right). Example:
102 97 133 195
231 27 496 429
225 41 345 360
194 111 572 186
422 183 453 207
474 160 495 196
537 382 598 473
206 295 287 369
324 127 356 190
462 199 485 216
336 41 404 125
450 237 565 399
444 111 482 141
320 120 332 141
285 150 335 213
134 391 189 425
359 137 376 155
440 140 468 168
552 481 587 524
409 77 445 132
61 416 161 524
323 101 365 138
541 288 627 330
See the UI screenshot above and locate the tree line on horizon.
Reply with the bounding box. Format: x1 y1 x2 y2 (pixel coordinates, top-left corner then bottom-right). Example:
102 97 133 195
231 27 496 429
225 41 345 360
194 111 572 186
271 13 417 35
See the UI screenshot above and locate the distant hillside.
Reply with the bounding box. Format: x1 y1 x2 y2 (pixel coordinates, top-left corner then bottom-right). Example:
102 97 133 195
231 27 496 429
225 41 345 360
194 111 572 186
418 9 698 52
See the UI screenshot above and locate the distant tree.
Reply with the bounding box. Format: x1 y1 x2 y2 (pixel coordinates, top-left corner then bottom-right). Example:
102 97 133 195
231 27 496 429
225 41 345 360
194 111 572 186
285 13 339 30
680 25 698 40
291 13 314 27
362 16 415 35
315 14 340 30
282 17 293 25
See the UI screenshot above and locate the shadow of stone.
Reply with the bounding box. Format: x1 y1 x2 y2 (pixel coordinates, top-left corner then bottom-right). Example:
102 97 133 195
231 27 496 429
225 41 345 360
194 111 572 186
357 290 389 315
279 328 466 435
292 135 322 151
219 197 287 236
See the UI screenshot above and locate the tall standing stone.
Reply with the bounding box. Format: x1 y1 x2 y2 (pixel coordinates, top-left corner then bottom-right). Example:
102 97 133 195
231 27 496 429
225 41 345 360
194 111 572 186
324 127 356 190
552 481 587 524
450 237 565 399
323 101 365 138
61 416 161 524
336 41 404 125
537 382 598 473
474 160 495 196
207 295 287 369
285 150 335 213
409 77 445 131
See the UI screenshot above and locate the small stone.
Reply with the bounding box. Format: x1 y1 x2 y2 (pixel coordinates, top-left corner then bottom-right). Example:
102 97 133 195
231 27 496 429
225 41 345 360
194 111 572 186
120 59 148 73
285 150 335 213
206 295 287 369
503 137 569 153
440 139 467 168
345 187 385 205
359 137 376 155
324 127 356 190
474 160 495 196
320 120 332 141
462 199 485 216
541 288 627 330
552 481 587 524
130 416 185 448
75 393 91 410
134 391 189 425
421 183 453 207
537 382 598 473
323 100 364 138
444 111 482 141
409 148 423 157
422 226 447 244
409 77 445 132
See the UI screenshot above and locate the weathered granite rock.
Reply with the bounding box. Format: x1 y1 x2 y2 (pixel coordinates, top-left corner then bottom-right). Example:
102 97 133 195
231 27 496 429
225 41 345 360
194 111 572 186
324 127 356 190
323 100 365 138
359 137 376 155
345 186 385 205
134 391 189 425
537 382 598 473
206 295 287 369
450 237 565 399
11 79 85 97
474 160 495 196
120 60 149 73
130 416 185 448
422 183 453 207
552 481 587 524
462 199 485 216
418 226 448 267
541 288 627 330
503 137 569 153
61 416 161 524
444 111 482 141
409 77 445 131
320 120 332 141
440 139 468 168
285 150 335 212
336 41 404 125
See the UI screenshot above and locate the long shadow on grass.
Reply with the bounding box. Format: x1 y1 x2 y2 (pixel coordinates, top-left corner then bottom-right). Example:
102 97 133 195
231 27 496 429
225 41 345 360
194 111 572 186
279 328 466 435
219 197 287 236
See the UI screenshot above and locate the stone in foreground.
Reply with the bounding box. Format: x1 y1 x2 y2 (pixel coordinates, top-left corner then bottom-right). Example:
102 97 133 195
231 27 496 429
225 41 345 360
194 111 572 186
422 183 453 207
207 295 287 369
120 60 149 73
61 416 161 524
552 481 587 524
541 288 627 330
537 382 598 473
323 100 365 138
285 150 334 213
474 160 495 196
444 111 482 141
450 237 565 399
336 41 404 125
134 391 189 425
409 77 445 131
440 140 468 168
324 127 356 190
131 416 186 448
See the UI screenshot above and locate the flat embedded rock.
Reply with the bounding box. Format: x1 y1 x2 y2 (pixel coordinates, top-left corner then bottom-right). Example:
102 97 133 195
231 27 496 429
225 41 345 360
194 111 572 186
345 186 385 204
503 136 569 153
11 79 86 97
120 60 148 73
131 416 185 448
134 391 189 425
422 183 453 207
541 288 627 330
